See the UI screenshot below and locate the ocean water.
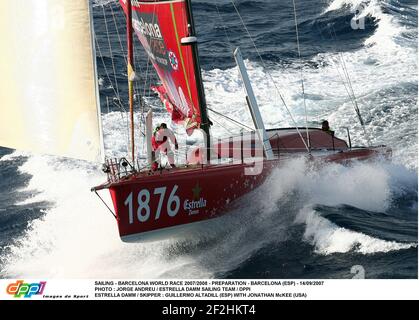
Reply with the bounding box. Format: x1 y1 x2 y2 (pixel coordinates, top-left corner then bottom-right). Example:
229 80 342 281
0 0 417 279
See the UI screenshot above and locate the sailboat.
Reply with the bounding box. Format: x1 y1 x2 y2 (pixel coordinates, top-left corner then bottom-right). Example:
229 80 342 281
0 0 391 243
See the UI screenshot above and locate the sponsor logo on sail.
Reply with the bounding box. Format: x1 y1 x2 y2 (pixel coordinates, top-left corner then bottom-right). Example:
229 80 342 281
136 17 163 39
168 51 179 71
133 12 171 70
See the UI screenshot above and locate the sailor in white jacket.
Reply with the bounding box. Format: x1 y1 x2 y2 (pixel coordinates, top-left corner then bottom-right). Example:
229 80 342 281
155 123 179 167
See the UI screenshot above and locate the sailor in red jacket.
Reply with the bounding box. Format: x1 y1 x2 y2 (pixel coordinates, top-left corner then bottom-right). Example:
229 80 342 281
150 125 162 171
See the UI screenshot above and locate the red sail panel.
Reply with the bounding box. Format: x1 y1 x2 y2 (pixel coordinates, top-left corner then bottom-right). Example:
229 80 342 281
119 0 201 132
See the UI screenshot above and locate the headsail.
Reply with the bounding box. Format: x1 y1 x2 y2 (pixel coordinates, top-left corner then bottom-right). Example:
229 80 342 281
119 0 202 133
0 0 104 162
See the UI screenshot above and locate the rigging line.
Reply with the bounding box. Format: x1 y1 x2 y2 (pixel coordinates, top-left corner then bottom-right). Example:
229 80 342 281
324 27 361 112
292 0 311 152
117 0 143 104
111 1 143 116
96 5 131 115
113 1 143 130
141 55 152 98
112 0 145 126
143 4 157 99
133 51 145 115
94 190 117 220
332 56 357 109
133 4 158 155
94 33 130 153
332 57 358 110
330 27 372 146
116 6 144 127
207 107 254 131
210 116 239 136
214 1 258 133
317 25 368 143
112 98 128 113
341 61 372 145
109 1 127 65
338 52 369 132
331 34 360 109
112 0 142 117
315 23 367 141
102 5 122 102
133 60 146 137
112 101 131 155
229 0 310 153
330 30 358 104
215 1 235 53
94 33 124 105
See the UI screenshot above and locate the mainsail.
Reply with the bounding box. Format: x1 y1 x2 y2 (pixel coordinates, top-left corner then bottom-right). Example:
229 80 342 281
119 0 203 132
0 0 104 162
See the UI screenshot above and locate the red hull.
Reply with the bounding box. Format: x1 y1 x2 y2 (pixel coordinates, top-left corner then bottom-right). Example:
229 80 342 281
108 160 277 241
97 145 391 242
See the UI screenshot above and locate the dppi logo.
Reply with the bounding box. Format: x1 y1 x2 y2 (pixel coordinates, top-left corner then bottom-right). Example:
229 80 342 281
6 280 46 298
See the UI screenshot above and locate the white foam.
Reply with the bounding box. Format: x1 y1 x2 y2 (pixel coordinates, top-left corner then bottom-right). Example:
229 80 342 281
267 157 393 212
263 158 417 255
0 150 30 162
296 206 416 255
325 0 413 48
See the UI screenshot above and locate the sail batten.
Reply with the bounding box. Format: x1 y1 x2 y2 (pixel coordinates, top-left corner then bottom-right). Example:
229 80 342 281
0 0 104 162
119 0 202 133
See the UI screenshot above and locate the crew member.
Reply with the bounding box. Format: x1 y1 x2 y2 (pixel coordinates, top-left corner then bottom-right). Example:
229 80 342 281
321 120 334 135
151 125 161 151
155 123 179 168
150 125 161 171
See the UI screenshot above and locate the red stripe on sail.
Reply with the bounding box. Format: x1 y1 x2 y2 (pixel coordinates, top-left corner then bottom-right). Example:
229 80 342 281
119 0 201 133
151 85 183 123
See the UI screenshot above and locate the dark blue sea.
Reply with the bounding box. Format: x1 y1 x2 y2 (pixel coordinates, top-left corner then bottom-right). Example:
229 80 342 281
0 0 417 279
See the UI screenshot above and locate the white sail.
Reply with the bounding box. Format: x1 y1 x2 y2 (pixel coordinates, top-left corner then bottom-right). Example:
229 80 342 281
0 0 104 162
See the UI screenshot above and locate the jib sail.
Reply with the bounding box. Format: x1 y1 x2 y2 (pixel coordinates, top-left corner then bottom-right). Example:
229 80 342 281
0 0 104 162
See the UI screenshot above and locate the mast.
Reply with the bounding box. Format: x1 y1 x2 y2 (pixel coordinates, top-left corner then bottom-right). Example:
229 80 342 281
234 48 274 160
184 0 211 162
127 0 136 165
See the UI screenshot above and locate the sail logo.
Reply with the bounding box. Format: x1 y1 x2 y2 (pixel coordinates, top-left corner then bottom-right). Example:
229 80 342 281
6 280 46 298
169 51 179 71
137 17 163 39
133 12 171 70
